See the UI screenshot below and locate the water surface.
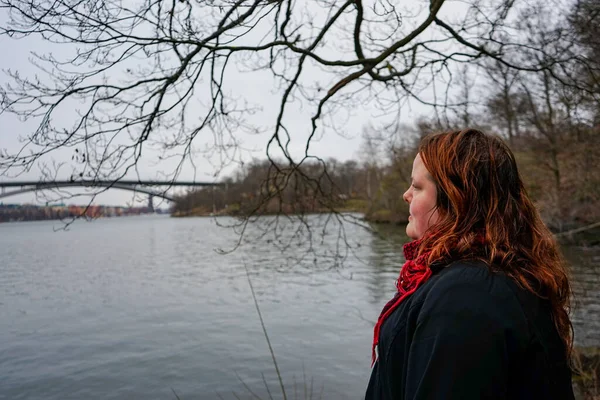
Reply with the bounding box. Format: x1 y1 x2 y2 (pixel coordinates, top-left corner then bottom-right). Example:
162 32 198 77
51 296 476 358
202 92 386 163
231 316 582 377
1 215 597 399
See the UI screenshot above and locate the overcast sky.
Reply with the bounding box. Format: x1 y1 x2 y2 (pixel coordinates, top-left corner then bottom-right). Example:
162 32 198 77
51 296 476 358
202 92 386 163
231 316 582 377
0 1 464 207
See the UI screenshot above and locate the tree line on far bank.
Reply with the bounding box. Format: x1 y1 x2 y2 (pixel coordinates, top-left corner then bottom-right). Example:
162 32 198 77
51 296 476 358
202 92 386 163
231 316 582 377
172 118 599 233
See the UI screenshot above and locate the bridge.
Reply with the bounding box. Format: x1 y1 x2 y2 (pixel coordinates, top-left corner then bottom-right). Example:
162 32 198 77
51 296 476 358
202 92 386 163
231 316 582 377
0 180 223 211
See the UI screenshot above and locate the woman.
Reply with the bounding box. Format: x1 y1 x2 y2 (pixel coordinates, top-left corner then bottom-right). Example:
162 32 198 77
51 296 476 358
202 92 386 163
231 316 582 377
365 129 575 399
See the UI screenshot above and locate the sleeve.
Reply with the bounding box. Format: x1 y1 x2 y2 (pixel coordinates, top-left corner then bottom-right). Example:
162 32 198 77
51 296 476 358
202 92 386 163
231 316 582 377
404 275 527 400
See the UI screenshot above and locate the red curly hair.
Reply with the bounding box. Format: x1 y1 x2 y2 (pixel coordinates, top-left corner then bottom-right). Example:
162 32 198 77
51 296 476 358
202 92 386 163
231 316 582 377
417 129 573 357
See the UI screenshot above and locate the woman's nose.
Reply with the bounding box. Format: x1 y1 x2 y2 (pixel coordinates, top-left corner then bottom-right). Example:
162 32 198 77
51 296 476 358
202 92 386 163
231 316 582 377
403 188 410 204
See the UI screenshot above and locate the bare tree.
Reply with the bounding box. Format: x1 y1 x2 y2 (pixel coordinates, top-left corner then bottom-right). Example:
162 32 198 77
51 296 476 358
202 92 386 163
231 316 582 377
470 0 600 230
569 0 600 111
483 61 524 146
1 0 590 177
0 0 597 244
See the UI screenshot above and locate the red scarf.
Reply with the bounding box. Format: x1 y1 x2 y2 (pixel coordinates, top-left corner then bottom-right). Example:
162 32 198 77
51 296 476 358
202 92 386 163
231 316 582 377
371 239 432 366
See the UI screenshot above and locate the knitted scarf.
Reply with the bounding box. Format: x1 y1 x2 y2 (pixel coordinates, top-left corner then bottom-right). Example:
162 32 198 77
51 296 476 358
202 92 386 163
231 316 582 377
371 238 432 367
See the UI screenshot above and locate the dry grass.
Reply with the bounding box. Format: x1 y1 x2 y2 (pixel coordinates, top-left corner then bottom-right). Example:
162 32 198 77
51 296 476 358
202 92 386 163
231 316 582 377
573 347 600 400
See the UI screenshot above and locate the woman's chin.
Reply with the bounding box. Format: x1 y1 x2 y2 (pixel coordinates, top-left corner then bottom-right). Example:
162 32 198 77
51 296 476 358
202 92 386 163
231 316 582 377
405 224 418 240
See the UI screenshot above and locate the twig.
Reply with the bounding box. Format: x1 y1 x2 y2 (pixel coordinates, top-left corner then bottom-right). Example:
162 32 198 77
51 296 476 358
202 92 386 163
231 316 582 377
261 372 275 400
555 222 600 237
244 262 288 400
235 369 263 400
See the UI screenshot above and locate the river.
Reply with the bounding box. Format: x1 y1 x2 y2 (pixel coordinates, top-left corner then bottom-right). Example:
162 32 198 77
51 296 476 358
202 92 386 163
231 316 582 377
1 215 598 399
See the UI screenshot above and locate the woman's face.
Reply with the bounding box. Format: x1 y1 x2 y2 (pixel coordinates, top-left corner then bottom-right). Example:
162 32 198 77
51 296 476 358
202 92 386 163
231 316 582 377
403 153 440 240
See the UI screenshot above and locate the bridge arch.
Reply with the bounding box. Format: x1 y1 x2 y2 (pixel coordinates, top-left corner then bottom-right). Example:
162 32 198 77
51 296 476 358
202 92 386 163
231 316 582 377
0 182 175 202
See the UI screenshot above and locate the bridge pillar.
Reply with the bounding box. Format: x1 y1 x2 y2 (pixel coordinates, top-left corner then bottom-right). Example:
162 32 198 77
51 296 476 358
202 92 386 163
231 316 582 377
148 194 154 212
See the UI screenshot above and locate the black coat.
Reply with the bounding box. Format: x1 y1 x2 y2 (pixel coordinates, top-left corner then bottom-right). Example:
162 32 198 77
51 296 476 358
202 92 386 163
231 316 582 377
365 260 575 400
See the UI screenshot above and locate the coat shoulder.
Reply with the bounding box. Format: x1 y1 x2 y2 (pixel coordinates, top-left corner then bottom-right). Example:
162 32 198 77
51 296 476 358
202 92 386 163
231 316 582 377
423 260 524 303
414 260 533 341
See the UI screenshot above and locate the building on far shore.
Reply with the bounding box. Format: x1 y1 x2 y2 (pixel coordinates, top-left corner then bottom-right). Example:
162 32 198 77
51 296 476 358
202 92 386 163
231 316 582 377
0 203 160 223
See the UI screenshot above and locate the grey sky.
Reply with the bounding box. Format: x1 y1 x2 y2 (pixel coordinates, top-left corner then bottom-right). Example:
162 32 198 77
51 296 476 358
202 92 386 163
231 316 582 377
0 0 481 206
